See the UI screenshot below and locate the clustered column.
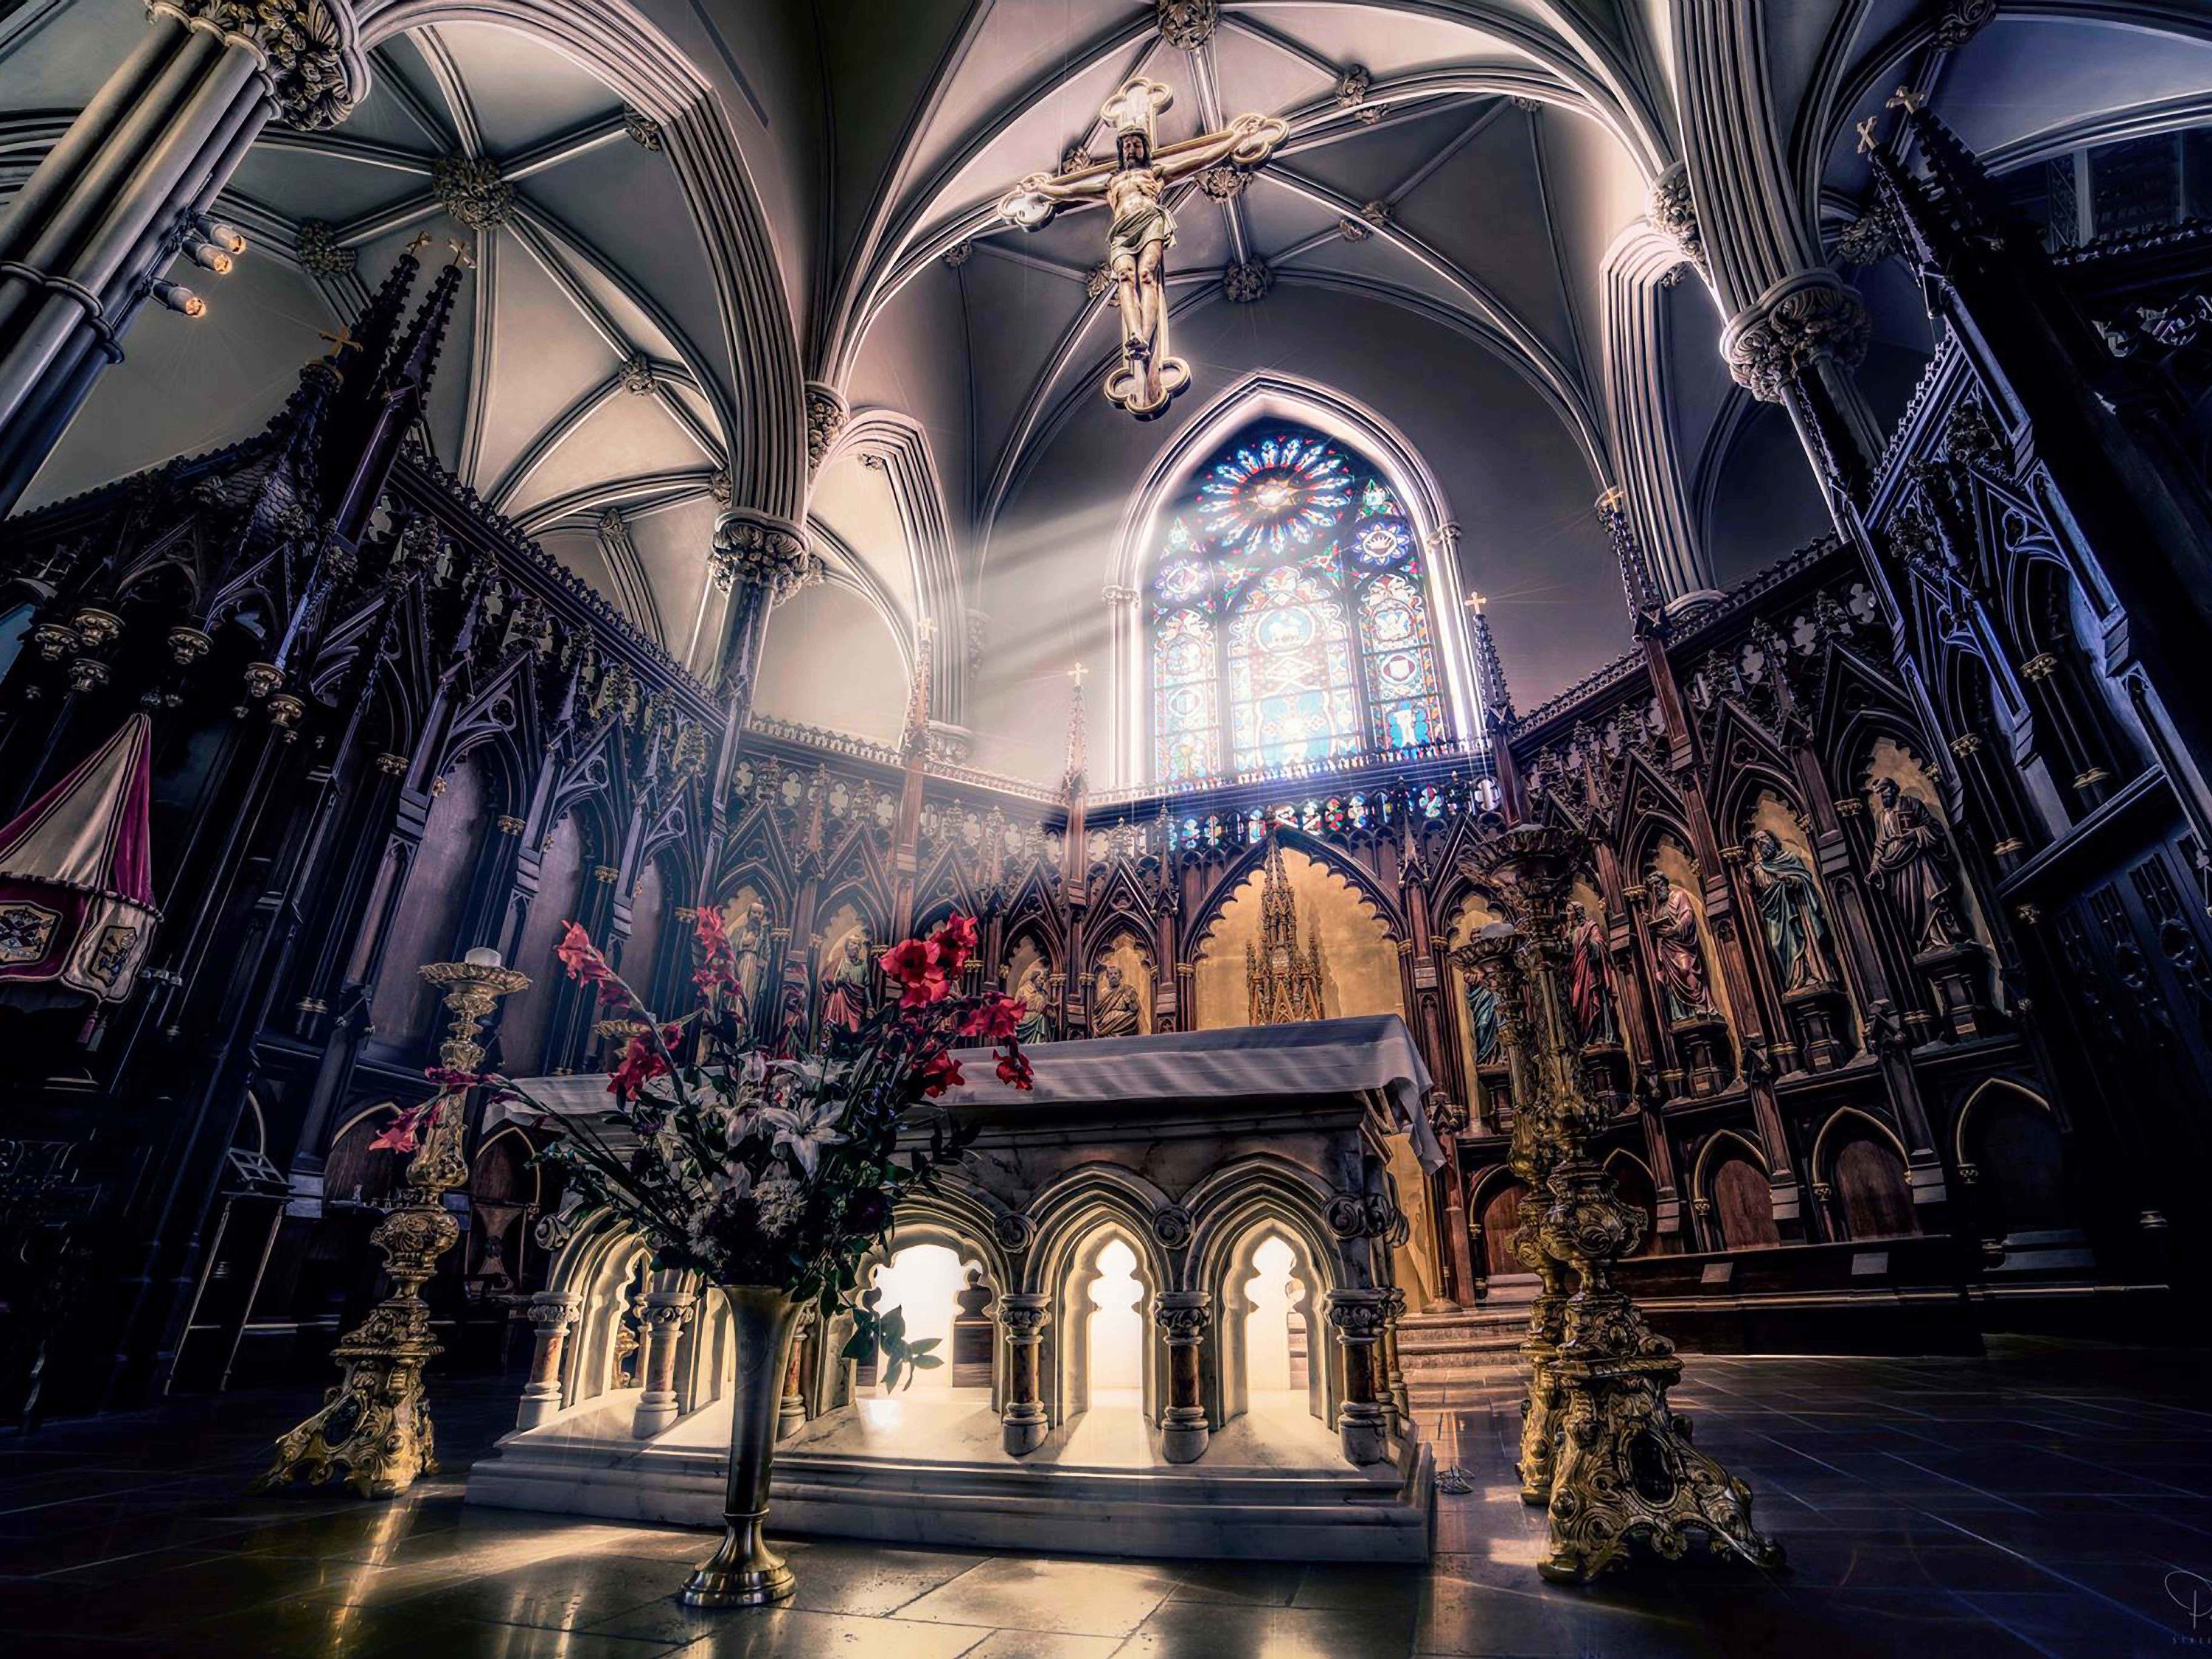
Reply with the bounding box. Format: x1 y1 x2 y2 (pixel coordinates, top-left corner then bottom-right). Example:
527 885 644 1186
996 1293 1051 1455
1150 1290 1211 1464
517 1290 581 1430
0 0 366 516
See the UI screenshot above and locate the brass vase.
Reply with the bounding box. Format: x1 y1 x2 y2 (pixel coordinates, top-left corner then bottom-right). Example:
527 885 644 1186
682 1284 804 1607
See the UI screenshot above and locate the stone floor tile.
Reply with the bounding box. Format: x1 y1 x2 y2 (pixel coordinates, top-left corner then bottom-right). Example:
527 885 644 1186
663 1607 994 1656
891 1557 1181 1638
1115 1599 1417 1658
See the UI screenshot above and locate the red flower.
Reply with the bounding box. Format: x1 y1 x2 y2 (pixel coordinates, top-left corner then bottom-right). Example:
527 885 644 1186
959 994 1022 1043
556 922 630 1007
918 1050 965 1097
692 906 737 995
369 1102 435 1152
881 936 948 1006
995 1047 1034 1091
608 1024 681 1097
931 913 980 975
422 1065 482 1091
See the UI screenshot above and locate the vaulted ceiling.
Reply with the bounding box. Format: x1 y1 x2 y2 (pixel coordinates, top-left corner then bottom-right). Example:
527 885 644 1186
7 0 2210 781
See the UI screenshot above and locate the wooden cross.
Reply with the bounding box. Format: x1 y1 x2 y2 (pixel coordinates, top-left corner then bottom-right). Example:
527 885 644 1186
1886 86 1925 115
1855 114 1882 156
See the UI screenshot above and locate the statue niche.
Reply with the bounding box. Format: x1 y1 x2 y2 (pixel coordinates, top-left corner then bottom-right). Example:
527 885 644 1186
1091 933 1152 1037
1862 742 1991 1043
1641 854 1731 1099
1741 797 1850 1073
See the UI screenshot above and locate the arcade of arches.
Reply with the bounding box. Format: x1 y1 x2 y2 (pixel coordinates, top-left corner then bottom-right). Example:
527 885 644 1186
2 0 2211 1653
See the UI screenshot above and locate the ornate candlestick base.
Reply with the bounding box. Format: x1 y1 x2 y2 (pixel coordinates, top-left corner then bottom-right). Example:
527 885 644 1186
255 952 527 1498
1536 1157 1783 1582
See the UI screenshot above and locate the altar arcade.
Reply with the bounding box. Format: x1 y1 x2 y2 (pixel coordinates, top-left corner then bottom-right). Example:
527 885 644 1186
465 1018 1441 1562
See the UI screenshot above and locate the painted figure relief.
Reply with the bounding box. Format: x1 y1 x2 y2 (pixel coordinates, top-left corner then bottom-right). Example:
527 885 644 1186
1646 872 1719 1022
1866 777 1967 953
1568 899 1618 1045
1463 968 1500 1065
819 929 873 1032
1745 828 1838 992
1010 956 1054 1047
1092 960 1143 1037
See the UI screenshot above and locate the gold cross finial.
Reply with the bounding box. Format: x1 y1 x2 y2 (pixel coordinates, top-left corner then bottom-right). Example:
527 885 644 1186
448 238 477 270
1465 591 1488 616
1068 661 1090 690
318 327 358 357
1856 114 1882 156
406 231 434 254
1886 86 1924 116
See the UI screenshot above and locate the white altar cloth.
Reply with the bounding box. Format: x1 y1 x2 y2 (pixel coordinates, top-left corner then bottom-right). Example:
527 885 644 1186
498 1013 1443 1169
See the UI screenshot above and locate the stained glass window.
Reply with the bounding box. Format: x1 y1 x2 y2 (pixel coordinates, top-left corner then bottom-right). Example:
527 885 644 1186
1149 419 1450 779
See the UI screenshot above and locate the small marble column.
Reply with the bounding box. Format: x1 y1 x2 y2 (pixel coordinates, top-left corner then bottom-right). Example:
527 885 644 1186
998 1293 1051 1455
630 1287 696 1438
1381 1287 1411 1432
1324 1288 1392 1466
516 1290 580 1430
776 1307 814 1442
1151 1290 1211 1464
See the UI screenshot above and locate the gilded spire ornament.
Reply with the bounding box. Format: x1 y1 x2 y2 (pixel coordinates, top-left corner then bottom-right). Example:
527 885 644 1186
1245 833 1328 1025
998 80 1286 419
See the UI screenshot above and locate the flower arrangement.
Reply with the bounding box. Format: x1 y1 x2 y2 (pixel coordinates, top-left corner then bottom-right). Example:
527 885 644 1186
490 906 1032 1387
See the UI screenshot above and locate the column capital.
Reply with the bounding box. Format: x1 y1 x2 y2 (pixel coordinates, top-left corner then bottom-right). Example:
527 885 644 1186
1150 1290 1211 1346
527 1290 583 1327
153 0 371 131
1720 272 1871 404
996 1292 1051 1339
1646 161 1705 279
804 381 849 476
1323 1287 1391 1343
710 509 815 598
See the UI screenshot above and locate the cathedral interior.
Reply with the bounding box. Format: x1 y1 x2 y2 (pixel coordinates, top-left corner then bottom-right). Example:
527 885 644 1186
2 0 2211 1654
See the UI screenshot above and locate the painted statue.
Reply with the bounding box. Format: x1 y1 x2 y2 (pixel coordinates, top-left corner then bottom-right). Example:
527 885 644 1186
1093 960 1141 1037
1646 872 1719 1023
1012 959 1053 1047
1745 829 1837 992
1463 970 1500 1065
1867 778 1968 953
1568 900 1618 1045
819 931 872 1032
998 80 1287 420
774 981 810 1054
727 897 765 1025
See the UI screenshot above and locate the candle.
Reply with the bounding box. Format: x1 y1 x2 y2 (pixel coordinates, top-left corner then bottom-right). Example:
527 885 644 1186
465 947 503 969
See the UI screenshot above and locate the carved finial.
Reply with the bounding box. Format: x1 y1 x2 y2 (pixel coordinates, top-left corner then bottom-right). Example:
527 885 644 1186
1069 660 1090 690
1886 86 1926 116
1466 590 1487 617
448 238 477 271
1855 114 1882 156
317 327 359 358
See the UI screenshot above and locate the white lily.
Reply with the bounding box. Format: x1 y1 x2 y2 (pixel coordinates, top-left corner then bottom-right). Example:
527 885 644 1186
759 1100 848 1180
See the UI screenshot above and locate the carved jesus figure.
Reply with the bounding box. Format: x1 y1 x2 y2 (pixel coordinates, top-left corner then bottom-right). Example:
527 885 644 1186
998 79 1287 420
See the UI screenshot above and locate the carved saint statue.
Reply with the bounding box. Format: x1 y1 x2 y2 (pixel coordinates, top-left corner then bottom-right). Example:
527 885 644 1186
998 79 1287 420
1646 872 1719 1023
726 897 765 1025
819 931 872 1032
1866 777 1968 953
1011 959 1053 1047
1745 828 1837 992
1092 959 1142 1037
1463 968 1500 1066
1568 900 1619 1045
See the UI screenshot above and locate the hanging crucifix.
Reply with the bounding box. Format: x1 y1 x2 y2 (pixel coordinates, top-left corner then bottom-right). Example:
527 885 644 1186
998 78 1287 420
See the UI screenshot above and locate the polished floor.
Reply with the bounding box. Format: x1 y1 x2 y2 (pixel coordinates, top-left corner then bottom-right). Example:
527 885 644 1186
1 1339 2208 1657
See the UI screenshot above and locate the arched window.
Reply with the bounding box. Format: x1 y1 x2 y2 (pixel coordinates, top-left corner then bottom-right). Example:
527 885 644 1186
1150 421 1447 780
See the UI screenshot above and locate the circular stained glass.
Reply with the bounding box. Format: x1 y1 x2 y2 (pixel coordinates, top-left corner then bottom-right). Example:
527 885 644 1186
1374 649 1422 690
1196 434 1352 557
1163 636 1207 678
1156 559 1207 602
1165 685 1207 720
1353 519 1410 566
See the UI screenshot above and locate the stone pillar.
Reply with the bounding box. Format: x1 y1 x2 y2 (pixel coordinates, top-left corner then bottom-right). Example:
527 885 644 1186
516 1290 580 1430
709 509 817 724
998 1293 1051 1456
1323 1288 1392 1466
1381 1287 1411 1430
0 0 366 518
630 1285 696 1438
776 1306 813 1441
1151 1290 1211 1464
